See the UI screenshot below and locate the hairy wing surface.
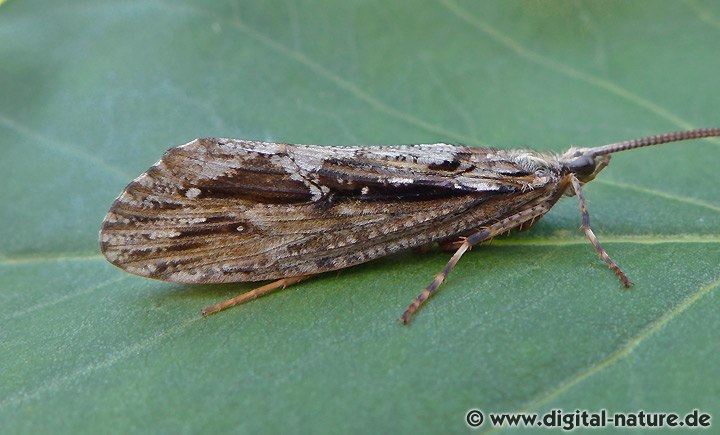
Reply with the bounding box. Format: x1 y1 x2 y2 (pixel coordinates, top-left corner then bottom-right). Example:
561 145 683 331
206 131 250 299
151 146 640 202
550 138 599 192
100 139 549 282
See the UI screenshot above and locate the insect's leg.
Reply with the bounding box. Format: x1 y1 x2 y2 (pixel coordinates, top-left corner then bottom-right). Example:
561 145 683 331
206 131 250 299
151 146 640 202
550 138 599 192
400 204 550 324
570 174 632 287
201 275 310 317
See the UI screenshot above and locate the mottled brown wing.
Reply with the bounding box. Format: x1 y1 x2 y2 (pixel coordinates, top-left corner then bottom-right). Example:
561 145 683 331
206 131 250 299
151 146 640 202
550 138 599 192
100 138 555 283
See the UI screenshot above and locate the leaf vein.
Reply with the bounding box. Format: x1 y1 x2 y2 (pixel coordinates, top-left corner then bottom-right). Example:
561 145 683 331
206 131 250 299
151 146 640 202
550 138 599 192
1 275 130 321
0 113 131 181
437 0 720 146
515 275 720 416
0 316 202 410
596 179 720 213
151 1 481 145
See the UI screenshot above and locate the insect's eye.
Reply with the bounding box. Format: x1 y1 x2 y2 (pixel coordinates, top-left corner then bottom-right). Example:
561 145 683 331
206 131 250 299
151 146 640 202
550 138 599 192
566 155 596 177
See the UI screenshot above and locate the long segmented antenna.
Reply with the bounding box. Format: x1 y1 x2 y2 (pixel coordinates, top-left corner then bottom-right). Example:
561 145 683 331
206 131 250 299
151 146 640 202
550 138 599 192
588 127 720 157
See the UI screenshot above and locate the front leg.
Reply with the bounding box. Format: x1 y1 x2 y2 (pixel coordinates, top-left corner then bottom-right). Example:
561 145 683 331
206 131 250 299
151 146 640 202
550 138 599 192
570 174 632 287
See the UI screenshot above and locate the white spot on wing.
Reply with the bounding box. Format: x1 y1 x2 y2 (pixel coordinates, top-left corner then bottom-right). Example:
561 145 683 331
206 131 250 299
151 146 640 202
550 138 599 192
178 217 207 224
147 230 182 239
185 187 201 198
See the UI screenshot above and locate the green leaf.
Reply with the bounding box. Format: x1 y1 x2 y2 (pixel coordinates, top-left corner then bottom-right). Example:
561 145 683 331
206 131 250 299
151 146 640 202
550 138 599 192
2 1 719 433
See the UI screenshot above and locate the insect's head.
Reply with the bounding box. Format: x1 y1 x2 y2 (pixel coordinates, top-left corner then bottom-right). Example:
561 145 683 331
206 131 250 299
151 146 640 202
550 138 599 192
560 128 720 183
560 148 610 183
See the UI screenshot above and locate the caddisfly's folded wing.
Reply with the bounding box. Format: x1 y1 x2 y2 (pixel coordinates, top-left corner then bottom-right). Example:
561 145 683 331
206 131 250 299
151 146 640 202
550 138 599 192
100 139 552 282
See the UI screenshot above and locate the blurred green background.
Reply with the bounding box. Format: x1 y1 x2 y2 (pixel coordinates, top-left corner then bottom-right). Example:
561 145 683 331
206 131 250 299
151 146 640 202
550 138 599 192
1 1 719 433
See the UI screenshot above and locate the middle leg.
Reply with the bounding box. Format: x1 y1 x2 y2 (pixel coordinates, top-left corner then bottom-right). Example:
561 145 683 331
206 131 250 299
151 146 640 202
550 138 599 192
400 203 550 324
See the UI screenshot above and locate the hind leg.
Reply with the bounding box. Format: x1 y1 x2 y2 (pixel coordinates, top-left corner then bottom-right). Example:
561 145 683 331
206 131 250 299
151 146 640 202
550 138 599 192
201 275 311 316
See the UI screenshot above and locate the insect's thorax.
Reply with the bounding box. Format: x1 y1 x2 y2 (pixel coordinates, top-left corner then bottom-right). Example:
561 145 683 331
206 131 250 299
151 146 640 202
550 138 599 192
461 148 564 192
